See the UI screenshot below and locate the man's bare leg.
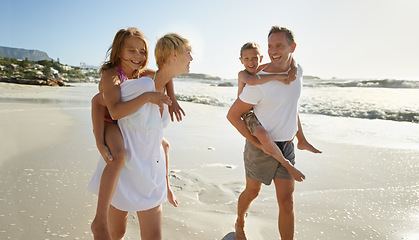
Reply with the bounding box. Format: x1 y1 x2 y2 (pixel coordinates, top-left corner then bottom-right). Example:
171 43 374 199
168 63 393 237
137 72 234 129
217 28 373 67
273 178 295 240
235 176 262 240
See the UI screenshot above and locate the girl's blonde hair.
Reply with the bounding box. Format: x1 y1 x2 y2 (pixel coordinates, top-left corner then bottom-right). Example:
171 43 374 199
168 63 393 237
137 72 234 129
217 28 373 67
155 33 191 68
100 27 149 77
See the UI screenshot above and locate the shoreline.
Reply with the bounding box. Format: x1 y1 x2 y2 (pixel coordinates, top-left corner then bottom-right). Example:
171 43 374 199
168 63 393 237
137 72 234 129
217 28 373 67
0 83 418 239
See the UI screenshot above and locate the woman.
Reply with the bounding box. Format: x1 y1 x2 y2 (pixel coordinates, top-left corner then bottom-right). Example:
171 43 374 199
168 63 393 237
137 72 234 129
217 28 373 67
88 32 192 240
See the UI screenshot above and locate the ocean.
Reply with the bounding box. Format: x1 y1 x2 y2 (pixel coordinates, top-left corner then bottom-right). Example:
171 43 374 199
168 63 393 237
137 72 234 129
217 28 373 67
172 77 419 124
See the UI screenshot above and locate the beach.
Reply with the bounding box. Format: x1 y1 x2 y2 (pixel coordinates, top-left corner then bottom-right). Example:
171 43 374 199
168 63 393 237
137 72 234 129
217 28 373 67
0 82 418 240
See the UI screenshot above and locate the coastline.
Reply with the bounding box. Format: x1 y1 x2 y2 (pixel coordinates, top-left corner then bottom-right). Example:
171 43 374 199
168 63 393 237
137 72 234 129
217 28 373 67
0 83 418 239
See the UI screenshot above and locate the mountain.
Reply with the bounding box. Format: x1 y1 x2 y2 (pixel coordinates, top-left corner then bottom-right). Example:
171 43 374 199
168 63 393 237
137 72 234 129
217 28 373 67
0 46 52 61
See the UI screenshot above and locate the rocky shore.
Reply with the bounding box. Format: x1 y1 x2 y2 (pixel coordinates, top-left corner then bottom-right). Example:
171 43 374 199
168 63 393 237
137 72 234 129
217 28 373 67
0 76 67 86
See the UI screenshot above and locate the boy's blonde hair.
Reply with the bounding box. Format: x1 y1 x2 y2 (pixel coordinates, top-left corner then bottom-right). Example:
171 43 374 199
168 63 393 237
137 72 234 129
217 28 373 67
100 27 149 77
240 42 261 57
155 33 191 68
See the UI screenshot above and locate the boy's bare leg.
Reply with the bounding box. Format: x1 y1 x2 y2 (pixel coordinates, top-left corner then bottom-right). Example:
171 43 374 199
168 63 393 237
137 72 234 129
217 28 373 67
235 176 262 240
295 116 322 154
297 139 322 153
254 127 305 182
91 122 126 240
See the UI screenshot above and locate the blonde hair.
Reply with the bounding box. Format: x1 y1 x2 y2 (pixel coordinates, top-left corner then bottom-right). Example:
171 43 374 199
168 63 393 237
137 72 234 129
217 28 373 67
268 26 295 46
155 33 191 68
100 27 149 77
240 42 261 57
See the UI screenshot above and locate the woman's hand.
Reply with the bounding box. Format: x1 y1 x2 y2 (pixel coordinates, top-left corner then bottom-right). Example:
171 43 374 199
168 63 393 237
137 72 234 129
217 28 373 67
169 99 186 122
148 92 172 111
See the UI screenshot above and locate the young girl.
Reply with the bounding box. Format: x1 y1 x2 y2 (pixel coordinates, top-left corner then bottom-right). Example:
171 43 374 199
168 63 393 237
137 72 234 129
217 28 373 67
88 28 184 239
88 30 193 240
237 42 321 182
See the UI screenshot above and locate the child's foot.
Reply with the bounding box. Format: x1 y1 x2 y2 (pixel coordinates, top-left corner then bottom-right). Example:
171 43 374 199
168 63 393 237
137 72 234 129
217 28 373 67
91 217 111 240
288 166 306 182
297 141 322 154
235 222 247 240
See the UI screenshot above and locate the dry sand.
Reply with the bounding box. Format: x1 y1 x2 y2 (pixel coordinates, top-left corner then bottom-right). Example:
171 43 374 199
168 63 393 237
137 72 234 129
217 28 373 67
0 82 418 240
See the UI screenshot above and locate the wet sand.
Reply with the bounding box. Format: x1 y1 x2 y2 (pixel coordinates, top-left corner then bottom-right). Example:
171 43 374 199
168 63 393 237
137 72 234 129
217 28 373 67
0 82 418 239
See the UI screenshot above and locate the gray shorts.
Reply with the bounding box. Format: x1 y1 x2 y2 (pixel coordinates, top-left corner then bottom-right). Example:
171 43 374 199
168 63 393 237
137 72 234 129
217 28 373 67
244 139 295 185
242 110 261 136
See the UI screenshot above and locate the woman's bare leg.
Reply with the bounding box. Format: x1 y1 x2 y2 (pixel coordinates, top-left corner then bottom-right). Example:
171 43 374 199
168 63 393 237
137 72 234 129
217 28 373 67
108 205 128 240
137 205 163 240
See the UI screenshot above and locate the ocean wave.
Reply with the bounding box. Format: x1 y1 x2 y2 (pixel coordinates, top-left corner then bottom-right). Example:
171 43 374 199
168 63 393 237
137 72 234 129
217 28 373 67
299 105 419 123
175 94 230 107
304 79 419 89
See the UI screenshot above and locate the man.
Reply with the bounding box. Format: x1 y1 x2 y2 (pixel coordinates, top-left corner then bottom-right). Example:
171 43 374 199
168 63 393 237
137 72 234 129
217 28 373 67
227 26 308 240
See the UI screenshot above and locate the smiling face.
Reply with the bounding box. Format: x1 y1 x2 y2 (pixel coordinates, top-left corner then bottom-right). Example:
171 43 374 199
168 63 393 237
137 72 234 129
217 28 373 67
268 32 296 67
119 36 147 77
240 48 262 75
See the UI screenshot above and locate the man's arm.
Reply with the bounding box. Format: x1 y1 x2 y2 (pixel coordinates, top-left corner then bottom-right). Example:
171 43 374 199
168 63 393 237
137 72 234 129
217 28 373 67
227 99 262 149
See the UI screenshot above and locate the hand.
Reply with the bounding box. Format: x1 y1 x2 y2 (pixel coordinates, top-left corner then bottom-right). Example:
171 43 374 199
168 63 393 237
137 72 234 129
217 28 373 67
97 144 113 163
149 92 172 111
276 74 290 85
167 186 179 207
169 99 186 122
287 64 298 84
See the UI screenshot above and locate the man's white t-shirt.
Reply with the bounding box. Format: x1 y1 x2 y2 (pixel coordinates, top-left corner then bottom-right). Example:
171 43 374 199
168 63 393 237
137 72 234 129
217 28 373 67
239 64 302 142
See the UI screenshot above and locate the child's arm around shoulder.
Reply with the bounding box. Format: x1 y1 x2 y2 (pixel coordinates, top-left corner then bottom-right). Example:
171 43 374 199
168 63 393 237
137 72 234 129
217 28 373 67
102 68 171 119
239 69 289 86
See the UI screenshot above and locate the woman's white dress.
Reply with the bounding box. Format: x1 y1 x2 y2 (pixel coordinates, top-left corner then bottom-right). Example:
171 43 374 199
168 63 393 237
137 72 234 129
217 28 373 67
87 77 170 211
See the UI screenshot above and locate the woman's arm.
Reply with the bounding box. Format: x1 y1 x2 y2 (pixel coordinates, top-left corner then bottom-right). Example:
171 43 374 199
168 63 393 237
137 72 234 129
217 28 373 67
102 69 171 120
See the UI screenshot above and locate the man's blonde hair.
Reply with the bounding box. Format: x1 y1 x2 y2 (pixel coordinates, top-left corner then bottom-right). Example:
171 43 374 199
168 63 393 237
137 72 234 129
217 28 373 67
155 33 191 67
240 42 261 57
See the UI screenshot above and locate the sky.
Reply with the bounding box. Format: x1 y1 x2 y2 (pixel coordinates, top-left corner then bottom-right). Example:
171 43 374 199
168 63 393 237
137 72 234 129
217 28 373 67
1 0 419 80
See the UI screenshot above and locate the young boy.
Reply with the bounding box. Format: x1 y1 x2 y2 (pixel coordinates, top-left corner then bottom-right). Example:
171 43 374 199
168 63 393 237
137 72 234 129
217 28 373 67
237 42 321 182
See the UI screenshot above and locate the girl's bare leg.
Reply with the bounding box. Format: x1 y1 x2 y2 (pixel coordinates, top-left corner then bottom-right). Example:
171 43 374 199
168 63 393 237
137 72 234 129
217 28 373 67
91 122 126 240
254 126 305 182
137 205 163 240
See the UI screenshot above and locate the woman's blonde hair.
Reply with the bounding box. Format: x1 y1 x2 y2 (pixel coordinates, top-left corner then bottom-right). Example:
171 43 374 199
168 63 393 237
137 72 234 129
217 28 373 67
155 33 191 68
100 27 149 77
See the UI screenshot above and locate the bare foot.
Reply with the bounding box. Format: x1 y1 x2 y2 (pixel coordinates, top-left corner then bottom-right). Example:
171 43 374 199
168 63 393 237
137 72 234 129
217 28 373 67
287 166 306 182
167 187 179 207
235 222 247 240
297 140 322 154
91 217 111 240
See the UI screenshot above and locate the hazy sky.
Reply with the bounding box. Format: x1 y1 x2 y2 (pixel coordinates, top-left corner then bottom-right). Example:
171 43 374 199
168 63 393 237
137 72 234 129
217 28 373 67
2 0 418 80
